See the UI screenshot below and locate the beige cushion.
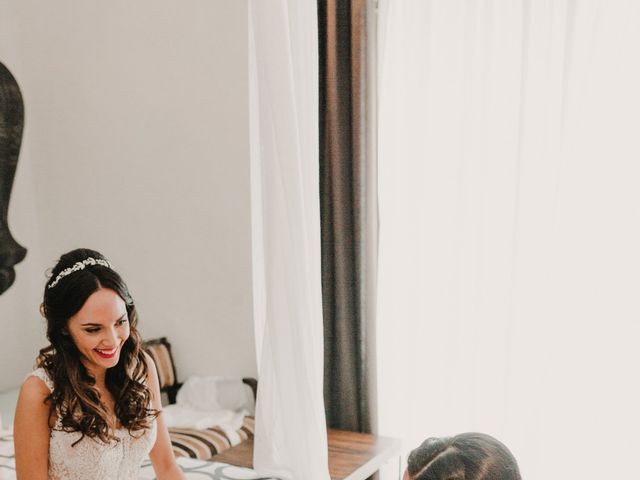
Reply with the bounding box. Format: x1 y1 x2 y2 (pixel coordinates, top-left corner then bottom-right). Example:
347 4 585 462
143 338 177 390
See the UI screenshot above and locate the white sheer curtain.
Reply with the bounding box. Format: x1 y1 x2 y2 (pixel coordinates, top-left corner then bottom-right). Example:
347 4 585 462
377 1 640 479
248 1 330 479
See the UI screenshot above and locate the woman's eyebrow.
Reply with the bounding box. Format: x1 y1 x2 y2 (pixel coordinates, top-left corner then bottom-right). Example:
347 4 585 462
80 314 126 326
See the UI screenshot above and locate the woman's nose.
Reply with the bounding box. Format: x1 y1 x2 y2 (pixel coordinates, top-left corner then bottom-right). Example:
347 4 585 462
102 327 119 345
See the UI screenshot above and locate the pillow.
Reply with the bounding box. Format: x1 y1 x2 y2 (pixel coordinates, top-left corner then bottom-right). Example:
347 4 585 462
142 337 178 389
142 337 182 405
176 376 255 415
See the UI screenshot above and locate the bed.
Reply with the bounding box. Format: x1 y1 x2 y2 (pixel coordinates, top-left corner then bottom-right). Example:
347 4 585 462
143 337 257 460
0 429 280 480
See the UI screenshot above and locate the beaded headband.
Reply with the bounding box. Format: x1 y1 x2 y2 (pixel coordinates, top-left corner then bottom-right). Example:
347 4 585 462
48 257 112 289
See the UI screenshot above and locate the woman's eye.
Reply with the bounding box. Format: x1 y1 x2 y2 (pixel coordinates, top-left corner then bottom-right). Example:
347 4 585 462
118 318 129 326
85 328 100 333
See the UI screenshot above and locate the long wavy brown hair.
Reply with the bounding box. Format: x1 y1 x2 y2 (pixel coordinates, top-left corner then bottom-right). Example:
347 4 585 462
38 248 157 445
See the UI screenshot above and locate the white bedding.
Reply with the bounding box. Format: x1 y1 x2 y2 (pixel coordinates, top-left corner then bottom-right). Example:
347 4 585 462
0 430 280 480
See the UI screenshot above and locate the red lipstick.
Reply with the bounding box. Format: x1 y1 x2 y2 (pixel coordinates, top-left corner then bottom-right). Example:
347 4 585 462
94 346 118 359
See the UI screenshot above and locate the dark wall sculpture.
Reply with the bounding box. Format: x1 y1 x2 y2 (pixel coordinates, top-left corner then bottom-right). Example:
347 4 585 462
0 61 27 295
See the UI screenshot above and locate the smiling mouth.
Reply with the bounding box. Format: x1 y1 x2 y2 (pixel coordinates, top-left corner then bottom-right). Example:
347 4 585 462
94 345 120 359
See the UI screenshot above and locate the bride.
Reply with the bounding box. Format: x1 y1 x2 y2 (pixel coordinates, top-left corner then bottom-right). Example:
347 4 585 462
13 248 186 479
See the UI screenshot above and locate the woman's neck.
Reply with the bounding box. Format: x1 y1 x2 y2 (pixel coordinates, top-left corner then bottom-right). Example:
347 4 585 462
82 362 107 387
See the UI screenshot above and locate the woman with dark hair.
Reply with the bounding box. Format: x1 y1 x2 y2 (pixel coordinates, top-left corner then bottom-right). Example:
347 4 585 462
13 248 185 479
403 432 522 480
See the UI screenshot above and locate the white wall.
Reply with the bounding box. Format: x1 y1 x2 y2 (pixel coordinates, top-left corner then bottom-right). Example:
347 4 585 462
0 0 256 392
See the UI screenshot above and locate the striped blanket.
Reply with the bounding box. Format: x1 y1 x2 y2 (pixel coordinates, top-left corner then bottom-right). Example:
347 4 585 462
170 416 254 460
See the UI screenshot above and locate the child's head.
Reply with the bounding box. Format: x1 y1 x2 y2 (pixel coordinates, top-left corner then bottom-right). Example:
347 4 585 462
404 433 521 480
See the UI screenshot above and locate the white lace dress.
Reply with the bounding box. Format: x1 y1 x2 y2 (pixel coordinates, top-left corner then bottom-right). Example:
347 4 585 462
29 368 157 480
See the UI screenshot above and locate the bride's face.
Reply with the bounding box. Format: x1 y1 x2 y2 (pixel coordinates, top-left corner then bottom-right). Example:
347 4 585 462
66 287 130 376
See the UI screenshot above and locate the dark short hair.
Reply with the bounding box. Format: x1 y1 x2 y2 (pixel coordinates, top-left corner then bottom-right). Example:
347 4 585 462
406 432 521 480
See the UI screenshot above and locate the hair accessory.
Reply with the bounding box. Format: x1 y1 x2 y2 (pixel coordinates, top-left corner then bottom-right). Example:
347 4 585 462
48 257 111 289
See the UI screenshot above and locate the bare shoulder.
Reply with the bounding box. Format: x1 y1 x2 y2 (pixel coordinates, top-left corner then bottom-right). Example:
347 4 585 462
142 350 157 376
141 351 159 389
14 376 52 479
19 375 51 405
15 375 52 433
140 350 163 410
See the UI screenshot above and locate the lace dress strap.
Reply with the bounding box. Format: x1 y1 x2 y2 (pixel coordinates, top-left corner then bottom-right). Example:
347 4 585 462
27 368 54 392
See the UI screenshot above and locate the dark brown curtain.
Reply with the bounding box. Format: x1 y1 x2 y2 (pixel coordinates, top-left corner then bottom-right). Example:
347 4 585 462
319 0 378 433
